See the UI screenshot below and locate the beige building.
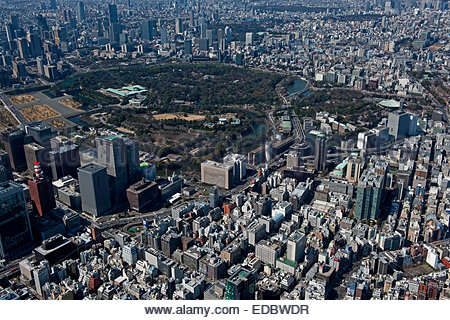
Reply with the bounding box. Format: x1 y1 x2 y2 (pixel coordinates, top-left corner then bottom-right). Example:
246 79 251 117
346 158 362 184
201 160 234 189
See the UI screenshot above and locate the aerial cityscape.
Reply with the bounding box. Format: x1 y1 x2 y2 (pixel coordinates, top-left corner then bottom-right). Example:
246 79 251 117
0 0 449 302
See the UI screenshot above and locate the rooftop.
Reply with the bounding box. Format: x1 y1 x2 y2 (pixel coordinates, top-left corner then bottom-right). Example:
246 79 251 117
379 99 401 108
106 85 147 97
78 163 106 174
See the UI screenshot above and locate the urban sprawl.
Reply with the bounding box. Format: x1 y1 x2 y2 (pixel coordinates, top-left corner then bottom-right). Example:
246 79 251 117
0 0 449 302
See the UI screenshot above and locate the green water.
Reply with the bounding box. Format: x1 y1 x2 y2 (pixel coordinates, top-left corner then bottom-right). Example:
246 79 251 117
58 75 79 87
67 115 88 127
247 122 268 138
287 79 309 96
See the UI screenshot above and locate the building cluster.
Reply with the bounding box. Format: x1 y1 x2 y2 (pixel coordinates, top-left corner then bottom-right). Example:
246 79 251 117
2 94 448 300
2 116 450 300
0 0 448 88
0 0 449 302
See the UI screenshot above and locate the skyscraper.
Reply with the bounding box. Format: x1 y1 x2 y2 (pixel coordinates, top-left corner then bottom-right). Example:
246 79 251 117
189 11 194 28
0 150 13 181
0 69 9 89
49 144 81 180
209 186 220 208
28 161 56 216
386 101 418 140
184 39 192 54
314 134 327 172
77 1 86 21
108 4 118 24
3 130 28 172
199 38 209 51
25 122 54 149
0 181 33 259
141 20 154 41
6 23 15 42
200 22 208 39
224 27 232 44
245 32 254 46
223 154 247 183
206 29 215 46
53 26 68 46
50 0 57 10
24 142 50 178
126 179 160 213
12 61 27 79
175 17 183 34
27 33 42 57
10 15 19 30
78 164 112 217
355 167 386 221
95 135 139 206
17 38 30 60
160 26 168 45
37 15 49 33
109 23 121 43
387 109 414 140
124 138 140 184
